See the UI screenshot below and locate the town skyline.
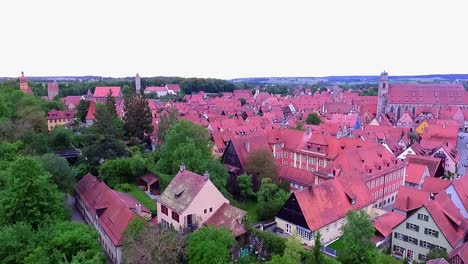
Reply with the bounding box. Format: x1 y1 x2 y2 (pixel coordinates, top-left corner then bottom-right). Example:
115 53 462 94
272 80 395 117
2 0 468 79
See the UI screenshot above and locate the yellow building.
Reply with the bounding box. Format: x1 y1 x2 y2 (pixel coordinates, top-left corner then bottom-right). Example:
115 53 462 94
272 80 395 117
47 109 75 131
415 120 429 136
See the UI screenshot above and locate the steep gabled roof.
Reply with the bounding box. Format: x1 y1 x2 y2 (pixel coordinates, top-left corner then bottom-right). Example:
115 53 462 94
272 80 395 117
94 86 121 97
393 186 430 212
85 101 96 120
157 169 210 213
203 203 247 237
405 163 427 184
229 134 270 168
421 177 451 194
449 242 468 264
373 211 406 237
452 176 468 212
406 154 442 177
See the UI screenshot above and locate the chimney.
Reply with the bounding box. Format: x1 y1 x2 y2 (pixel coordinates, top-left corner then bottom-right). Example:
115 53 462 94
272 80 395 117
245 139 250 153
430 193 435 200
204 171 210 181
180 163 185 172
136 203 142 216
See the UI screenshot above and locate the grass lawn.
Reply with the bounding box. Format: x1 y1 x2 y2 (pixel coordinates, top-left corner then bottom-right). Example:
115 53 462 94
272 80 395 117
230 199 260 224
327 238 345 251
125 185 157 213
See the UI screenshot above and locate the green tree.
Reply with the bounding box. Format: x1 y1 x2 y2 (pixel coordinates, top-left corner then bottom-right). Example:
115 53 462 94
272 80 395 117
38 153 77 193
122 84 136 98
76 100 91 123
20 131 50 155
105 90 117 117
245 149 279 191
49 126 75 151
427 248 449 261
239 98 247 106
337 210 378 264
122 218 186 264
266 234 302 264
306 113 321 125
312 231 324 264
187 226 234 264
0 158 67 228
237 174 255 200
123 93 153 140
82 104 128 165
157 108 178 143
0 222 36 264
99 155 146 187
257 178 289 221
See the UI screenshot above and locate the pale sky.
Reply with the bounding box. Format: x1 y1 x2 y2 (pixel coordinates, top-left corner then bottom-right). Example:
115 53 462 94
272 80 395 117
1 0 467 79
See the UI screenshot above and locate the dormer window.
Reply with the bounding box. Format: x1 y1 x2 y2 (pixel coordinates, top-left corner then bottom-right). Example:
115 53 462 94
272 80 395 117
351 198 356 205
317 147 321 151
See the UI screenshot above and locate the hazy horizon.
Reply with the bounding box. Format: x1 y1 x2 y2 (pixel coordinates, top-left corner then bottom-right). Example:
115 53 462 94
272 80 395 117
2 0 468 79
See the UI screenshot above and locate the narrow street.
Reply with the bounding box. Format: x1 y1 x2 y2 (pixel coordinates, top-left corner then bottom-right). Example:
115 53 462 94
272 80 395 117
456 132 468 178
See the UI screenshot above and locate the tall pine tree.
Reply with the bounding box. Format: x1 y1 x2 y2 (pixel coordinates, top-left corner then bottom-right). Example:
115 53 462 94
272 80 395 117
123 93 153 140
105 90 117 117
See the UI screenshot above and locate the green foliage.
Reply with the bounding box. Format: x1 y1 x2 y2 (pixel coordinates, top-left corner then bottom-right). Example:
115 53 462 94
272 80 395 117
49 126 75 151
99 156 147 188
122 84 136 98
188 226 235 264
252 228 286 256
337 210 378 264
306 113 321 125
38 153 77 193
20 131 50 155
0 221 104 264
0 157 68 228
295 121 304 131
122 221 186 264
81 104 128 165
0 141 21 162
105 90 117 117
257 178 289 221
427 248 449 261
157 108 178 143
156 120 228 194
313 231 324 264
237 174 255 200
245 149 279 190
123 94 153 140
358 87 378 96
76 100 91 123
378 253 404 264
115 183 132 192
180 78 235 94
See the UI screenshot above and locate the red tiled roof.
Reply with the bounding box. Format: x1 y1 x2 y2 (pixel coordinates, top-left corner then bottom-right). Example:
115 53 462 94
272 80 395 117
373 211 406 237
295 176 373 230
420 124 458 150
166 84 180 93
229 134 271 168
94 86 121 98
86 101 96 120
47 109 75 120
452 176 468 212
75 174 150 246
393 186 430 212
405 163 427 184
426 259 449 264
145 86 167 93
449 242 468 264
62 96 83 108
406 155 442 178
387 83 468 105
278 165 315 187
420 177 450 194
157 169 209 213
425 192 468 248
203 203 247 237
140 173 158 185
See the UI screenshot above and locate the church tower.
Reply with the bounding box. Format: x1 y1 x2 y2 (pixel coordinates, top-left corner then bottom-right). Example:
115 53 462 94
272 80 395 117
377 71 389 117
19 71 32 94
135 73 141 93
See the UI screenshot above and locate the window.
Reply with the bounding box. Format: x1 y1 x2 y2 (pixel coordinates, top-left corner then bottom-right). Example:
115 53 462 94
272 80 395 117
319 160 324 167
311 158 317 165
406 222 419 232
302 156 307 162
419 240 432 249
308 157 313 164
283 161 288 165
395 232 404 240
408 236 418 245
393 245 405 255
172 211 179 222
341 219 346 226
209 208 213 212
161 205 168 215
296 226 312 240
418 254 427 261
417 213 429 221
334 222 337 228
424 228 438 238
435 245 446 252
371 180 375 188
284 152 288 158
380 177 384 185
325 225 330 232
285 223 292 234
204 209 207 214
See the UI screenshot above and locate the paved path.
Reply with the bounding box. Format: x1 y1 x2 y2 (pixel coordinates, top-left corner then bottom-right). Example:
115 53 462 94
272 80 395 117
456 132 468 178
67 195 85 223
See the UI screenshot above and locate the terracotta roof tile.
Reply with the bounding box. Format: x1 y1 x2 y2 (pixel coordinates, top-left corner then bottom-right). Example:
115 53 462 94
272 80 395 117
449 242 468 264
373 211 406 237
94 86 121 98
406 155 442 177
420 177 451 194
393 186 430 212
203 203 247 237
405 163 427 184
47 109 75 120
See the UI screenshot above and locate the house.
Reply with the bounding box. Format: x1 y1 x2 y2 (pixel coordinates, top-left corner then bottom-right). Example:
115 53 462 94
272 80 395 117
397 142 425 160
404 163 430 190
166 84 181 95
275 176 375 246
373 211 406 247
138 172 159 195
444 176 468 218
450 242 468 264
397 112 415 128
156 165 247 238
420 177 451 195
393 186 430 216
75 174 152 264
62 96 84 109
93 86 122 103
406 155 445 178
391 192 468 263
431 143 460 175
416 120 430 136
47 109 75 131
144 86 168 97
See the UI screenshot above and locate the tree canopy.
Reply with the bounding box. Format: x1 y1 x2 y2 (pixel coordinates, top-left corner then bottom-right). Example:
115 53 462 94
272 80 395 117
123 93 153 140
257 178 289 221
306 113 321 125
38 153 77 193
187 226 235 264
245 149 279 191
